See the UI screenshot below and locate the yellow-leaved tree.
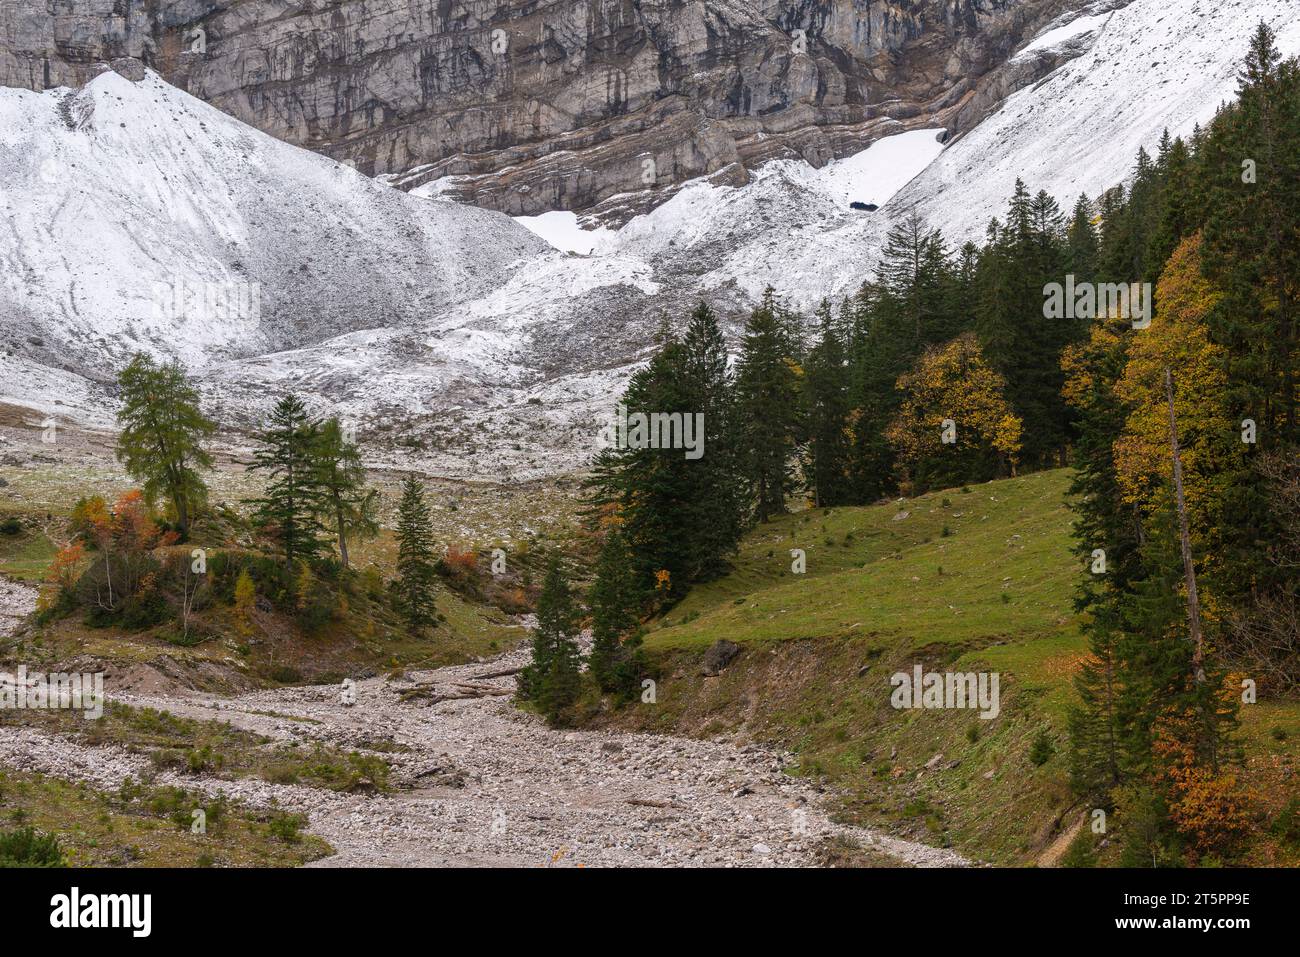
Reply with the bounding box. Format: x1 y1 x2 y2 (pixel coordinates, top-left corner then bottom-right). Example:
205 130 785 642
887 332 1023 493
1112 232 1249 613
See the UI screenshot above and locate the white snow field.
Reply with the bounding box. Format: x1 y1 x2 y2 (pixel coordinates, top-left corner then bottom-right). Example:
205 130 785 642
2 0 1298 480
514 211 616 255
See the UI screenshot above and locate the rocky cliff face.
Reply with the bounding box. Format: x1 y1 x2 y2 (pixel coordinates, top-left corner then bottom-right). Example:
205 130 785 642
2 0 1078 217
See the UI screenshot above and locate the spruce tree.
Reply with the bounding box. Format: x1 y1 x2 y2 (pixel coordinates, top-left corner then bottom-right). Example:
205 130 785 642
114 353 215 538
802 300 852 506
1199 24 1300 600
249 395 328 566
584 302 743 600
518 558 582 723
735 288 800 522
679 301 745 579
588 529 641 697
974 180 1072 469
1066 194 1100 286
314 418 378 570
394 476 437 631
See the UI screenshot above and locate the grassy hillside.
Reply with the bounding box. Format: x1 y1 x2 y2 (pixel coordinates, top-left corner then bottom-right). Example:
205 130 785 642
0 485 529 692
594 470 1300 866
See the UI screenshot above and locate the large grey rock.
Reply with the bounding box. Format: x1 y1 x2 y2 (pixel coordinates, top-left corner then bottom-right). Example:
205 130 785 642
0 0 1084 215
701 639 742 676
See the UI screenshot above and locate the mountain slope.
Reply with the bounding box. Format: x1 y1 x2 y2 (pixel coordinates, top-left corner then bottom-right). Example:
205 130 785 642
2 0 1299 483
0 67 547 377
2 0 1079 215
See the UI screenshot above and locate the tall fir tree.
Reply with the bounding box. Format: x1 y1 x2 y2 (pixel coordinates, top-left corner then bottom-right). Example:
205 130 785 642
679 301 745 579
801 300 853 506
975 180 1074 469
518 558 582 723
394 476 437 631
584 310 735 601
1198 23 1300 601
249 395 328 566
587 528 642 697
735 288 801 521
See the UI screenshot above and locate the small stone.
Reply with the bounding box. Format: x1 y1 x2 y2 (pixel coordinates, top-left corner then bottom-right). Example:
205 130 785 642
752 843 771 855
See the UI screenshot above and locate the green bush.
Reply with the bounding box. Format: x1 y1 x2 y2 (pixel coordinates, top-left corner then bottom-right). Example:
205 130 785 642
1272 797 1300 847
267 811 306 844
1029 729 1056 766
0 517 21 536
0 826 65 867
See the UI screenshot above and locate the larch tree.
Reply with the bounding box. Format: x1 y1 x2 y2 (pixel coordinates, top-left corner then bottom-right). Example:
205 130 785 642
314 418 378 570
115 353 216 539
886 332 1023 493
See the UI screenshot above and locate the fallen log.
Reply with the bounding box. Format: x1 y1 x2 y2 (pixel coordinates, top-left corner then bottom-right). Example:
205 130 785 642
399 682 513 704
469 665 526 680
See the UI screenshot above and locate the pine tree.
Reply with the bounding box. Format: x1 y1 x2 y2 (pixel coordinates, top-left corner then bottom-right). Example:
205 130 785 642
314 418 378 570
518 558 582 722
588 529 641 696
114 353 215 538
394 476 437 631
249 396 328 566
736 288 801 521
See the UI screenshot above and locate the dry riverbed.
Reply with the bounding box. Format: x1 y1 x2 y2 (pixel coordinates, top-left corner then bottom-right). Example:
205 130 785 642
0 578 968 868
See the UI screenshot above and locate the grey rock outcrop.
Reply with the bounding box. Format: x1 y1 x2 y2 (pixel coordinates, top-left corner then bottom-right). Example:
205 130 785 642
1 0 1085 215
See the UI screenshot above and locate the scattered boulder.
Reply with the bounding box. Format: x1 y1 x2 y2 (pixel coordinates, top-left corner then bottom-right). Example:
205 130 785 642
109 57 146 82
701 639 742 676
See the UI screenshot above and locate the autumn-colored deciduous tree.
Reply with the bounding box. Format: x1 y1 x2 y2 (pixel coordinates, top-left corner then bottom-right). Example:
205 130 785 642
886 332 1023 493
233 568 257 638
79 490 169 612
46 543 84 594
115 353 215 538
1112 234 1245 614
1152 706 1253 858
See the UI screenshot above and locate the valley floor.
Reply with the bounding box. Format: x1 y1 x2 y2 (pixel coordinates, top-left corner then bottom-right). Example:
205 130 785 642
0 580 966 868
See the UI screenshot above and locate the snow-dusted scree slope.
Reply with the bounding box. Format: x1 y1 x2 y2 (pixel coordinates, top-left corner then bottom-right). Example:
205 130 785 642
902 0 1300 241
0 69 547 374
2 0 1299 480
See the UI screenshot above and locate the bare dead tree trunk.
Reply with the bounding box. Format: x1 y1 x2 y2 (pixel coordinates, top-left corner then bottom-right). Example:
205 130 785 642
1165 368 1206 684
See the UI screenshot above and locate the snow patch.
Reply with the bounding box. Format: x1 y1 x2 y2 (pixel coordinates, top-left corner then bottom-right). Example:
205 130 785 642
514 211 616 255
